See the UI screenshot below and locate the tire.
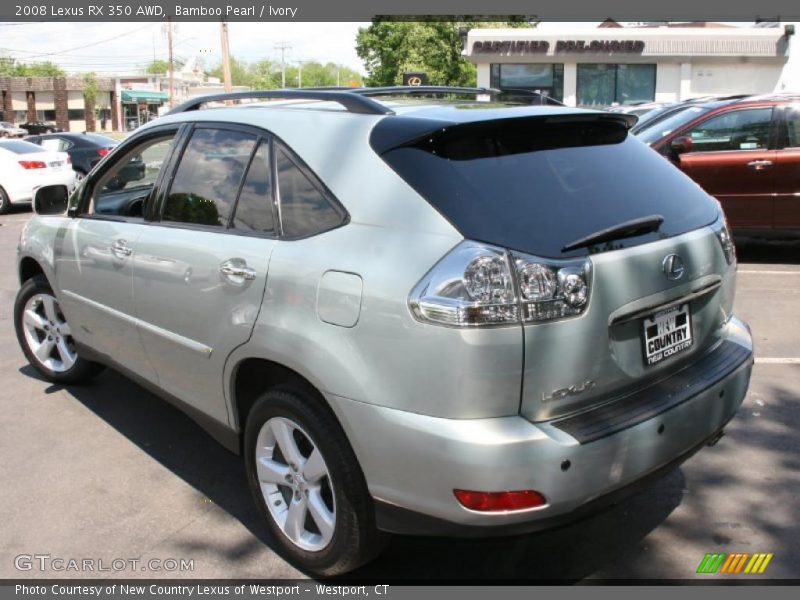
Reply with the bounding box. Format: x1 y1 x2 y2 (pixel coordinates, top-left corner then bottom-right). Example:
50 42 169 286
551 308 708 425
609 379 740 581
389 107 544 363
14 275 105 384
0 186 11 215
244 386 388 576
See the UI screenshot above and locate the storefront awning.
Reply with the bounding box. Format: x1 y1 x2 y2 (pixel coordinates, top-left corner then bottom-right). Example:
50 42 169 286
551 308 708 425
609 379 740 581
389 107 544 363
121 90 169 103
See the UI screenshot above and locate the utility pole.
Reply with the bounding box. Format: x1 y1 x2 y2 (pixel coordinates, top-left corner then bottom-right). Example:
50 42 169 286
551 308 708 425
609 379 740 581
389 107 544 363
166 17 175 108
274 42 292 88
220 19 232 92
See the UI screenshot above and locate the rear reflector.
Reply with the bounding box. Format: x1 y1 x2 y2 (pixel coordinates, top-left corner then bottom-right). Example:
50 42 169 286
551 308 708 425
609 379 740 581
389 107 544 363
18 160 46 169
454 489 546 511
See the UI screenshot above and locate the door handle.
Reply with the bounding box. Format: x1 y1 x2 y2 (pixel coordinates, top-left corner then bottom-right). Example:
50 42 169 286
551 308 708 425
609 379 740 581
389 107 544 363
110 239 132 258
219 258 257 284
747 159 773 170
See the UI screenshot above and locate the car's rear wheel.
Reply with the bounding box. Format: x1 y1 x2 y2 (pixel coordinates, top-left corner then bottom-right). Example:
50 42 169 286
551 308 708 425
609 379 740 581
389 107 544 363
0 186 11 214
244 386 387 576
14 276 104 383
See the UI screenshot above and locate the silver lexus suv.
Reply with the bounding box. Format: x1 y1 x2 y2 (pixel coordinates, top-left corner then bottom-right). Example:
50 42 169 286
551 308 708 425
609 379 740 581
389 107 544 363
14 88 753 576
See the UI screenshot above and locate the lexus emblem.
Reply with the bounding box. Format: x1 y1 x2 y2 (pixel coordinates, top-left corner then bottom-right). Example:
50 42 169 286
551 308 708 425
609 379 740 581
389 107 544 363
662 254 685 281
407 76 423 86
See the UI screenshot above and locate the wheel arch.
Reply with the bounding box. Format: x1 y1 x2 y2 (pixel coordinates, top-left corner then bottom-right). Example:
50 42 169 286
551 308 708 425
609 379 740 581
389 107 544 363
19 256 46 286
229 356 345 451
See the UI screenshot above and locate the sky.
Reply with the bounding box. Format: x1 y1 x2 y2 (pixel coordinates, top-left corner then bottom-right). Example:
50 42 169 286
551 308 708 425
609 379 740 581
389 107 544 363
0 21 752 76
0 22 370 74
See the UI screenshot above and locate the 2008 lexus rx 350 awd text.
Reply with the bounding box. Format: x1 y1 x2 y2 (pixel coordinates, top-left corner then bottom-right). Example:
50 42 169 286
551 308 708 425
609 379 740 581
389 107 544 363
14 88 753 576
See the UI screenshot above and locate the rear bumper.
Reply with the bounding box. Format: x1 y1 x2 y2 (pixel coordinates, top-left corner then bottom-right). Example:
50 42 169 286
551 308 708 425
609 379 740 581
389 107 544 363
328 316 753 536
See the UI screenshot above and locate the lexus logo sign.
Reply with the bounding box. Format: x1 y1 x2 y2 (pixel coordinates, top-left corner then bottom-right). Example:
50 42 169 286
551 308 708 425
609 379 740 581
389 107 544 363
402 72 428 86
662 254 685 281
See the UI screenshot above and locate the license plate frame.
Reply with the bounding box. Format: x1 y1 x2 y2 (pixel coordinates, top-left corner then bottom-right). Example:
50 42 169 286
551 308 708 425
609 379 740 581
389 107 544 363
642 303 693 367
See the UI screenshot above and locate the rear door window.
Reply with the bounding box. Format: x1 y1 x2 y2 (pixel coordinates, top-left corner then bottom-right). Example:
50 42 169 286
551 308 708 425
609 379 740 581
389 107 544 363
232 141 275 233
163 128 257 227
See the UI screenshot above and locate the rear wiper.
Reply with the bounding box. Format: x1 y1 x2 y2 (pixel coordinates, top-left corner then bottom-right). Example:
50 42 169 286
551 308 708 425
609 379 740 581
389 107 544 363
561 214 664 252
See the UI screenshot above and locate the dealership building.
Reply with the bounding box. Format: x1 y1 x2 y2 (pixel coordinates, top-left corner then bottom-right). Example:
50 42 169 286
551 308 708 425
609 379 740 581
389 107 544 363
467 23 799 107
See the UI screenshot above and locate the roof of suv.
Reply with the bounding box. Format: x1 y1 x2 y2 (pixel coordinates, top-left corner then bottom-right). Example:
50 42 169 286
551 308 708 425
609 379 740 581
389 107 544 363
159 87 612 128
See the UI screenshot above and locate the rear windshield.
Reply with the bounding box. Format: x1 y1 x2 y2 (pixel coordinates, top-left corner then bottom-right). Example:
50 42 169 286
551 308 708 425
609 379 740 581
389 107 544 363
378 116 719 258
636 106 711 144
0 140 46 154
80 133 117 146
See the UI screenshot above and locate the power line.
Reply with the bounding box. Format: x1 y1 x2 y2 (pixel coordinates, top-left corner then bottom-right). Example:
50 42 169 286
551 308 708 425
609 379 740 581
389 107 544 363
6 23 154 58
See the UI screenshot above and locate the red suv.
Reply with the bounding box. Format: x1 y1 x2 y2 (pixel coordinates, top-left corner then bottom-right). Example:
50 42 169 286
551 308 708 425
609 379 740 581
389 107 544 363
645 94 800 233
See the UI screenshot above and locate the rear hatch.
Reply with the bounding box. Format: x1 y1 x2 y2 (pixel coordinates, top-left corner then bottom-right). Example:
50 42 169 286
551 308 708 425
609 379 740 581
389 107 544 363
376 110 733 422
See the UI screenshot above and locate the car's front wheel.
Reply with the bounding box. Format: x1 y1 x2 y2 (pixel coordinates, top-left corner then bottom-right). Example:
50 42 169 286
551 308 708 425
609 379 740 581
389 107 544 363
244 386 387 576
14 276 104 383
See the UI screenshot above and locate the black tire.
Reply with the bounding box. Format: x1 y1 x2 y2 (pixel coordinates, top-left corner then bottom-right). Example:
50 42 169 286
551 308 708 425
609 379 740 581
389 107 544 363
244 385 388 576
0 186 11 215
14 275 105 384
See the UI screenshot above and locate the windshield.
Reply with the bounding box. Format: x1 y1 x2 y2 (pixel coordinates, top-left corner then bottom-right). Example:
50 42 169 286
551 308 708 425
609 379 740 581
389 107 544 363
0 122 14 127
378 115 719 258
637 106 712 144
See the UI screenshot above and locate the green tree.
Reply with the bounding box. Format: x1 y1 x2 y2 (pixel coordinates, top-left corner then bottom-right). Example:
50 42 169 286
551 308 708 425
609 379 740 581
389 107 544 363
146 59 170 74
0 56 65 77
249 59 282 89
290 62 362 88
356 19 533 87
208 57 252 87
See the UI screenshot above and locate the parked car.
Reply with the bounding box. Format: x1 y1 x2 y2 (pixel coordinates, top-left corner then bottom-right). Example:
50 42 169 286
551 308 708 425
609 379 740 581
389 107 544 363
631 94 752 136
0 139 75 214
25 132 146 187
607 101 671 119
18 121 63 135
14 88 753 575
644 94 800 232
0 121 27 138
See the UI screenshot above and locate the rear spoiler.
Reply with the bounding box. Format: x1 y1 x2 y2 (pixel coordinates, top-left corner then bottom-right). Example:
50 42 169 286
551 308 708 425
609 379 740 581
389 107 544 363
370 112 637 156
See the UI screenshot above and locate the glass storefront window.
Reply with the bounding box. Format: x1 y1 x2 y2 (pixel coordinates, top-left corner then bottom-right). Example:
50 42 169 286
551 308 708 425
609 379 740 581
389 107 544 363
577 64 656 108
490 63 564 102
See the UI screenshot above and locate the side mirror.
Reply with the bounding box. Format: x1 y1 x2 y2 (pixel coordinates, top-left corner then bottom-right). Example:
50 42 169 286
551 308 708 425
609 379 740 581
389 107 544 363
670 135 694 156
32 185 69 216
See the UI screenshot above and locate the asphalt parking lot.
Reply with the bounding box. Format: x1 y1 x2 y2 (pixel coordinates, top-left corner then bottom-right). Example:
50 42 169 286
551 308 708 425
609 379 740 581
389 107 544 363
0 208 798 581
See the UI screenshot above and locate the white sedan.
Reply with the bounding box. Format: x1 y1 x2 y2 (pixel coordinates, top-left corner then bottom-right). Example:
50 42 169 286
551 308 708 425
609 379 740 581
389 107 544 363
0 139 76 214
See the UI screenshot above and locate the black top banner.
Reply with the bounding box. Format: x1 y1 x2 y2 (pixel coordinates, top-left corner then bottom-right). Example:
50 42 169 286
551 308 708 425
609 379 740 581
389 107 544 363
1 0 799 22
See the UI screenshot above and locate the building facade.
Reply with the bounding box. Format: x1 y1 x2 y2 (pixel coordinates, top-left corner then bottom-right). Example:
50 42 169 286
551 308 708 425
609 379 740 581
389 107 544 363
467 24 798 107
0 76 117 132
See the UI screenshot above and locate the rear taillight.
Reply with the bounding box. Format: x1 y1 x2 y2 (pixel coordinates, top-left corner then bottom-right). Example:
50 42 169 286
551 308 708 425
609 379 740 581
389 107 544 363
98 147 111 157
454 489 547 512
66 156 71 164
409 241 591 327
513 254 590 322
18 160 46 169
715 218 736 266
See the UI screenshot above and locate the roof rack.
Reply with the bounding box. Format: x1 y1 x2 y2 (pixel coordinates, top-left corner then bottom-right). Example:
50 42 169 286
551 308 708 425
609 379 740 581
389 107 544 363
165 86 566 117
166 89 395 116
350 86 564 106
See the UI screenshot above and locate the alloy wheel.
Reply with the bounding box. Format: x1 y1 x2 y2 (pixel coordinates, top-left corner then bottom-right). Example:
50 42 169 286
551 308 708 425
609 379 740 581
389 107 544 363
255 417 336 552
21 293 77 373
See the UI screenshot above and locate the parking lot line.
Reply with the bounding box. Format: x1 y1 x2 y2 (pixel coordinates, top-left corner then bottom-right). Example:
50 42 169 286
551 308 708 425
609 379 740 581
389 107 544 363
754 357 800 364
738 270 800 275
